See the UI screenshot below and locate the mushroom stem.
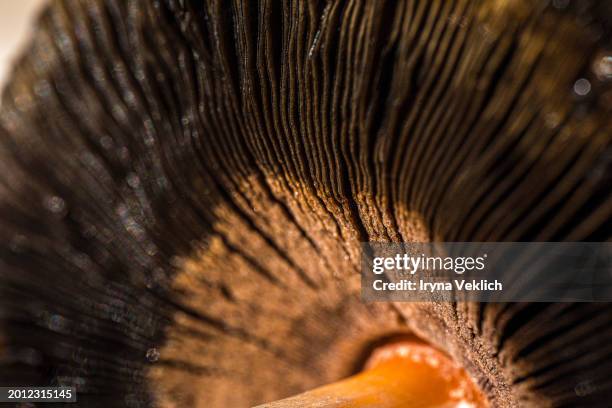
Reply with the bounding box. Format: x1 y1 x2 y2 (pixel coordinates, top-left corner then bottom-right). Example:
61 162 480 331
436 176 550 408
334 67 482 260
255 341 488 408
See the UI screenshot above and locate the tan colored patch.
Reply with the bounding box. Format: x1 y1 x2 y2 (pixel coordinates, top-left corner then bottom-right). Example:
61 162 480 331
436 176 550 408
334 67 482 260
147 177 430 407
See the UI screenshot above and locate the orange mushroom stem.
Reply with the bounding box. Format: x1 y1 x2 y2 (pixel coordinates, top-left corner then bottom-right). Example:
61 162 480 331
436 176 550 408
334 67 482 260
257 340 488 408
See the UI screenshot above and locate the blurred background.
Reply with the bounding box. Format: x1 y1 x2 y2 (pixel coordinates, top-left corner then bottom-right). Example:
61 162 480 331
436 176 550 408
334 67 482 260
0 1 46 89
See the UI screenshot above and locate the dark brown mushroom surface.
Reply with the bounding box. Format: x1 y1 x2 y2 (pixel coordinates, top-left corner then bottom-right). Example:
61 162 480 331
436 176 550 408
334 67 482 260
0 0 611 407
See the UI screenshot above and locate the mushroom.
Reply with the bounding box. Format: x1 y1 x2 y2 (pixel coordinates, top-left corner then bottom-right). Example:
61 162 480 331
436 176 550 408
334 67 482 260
0 0 610 407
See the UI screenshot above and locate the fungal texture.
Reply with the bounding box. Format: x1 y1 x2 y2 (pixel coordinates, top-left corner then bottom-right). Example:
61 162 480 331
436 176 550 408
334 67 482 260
0 0 611 407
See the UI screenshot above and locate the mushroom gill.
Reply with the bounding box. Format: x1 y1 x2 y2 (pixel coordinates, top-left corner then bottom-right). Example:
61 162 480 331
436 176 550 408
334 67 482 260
0 0 610 407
